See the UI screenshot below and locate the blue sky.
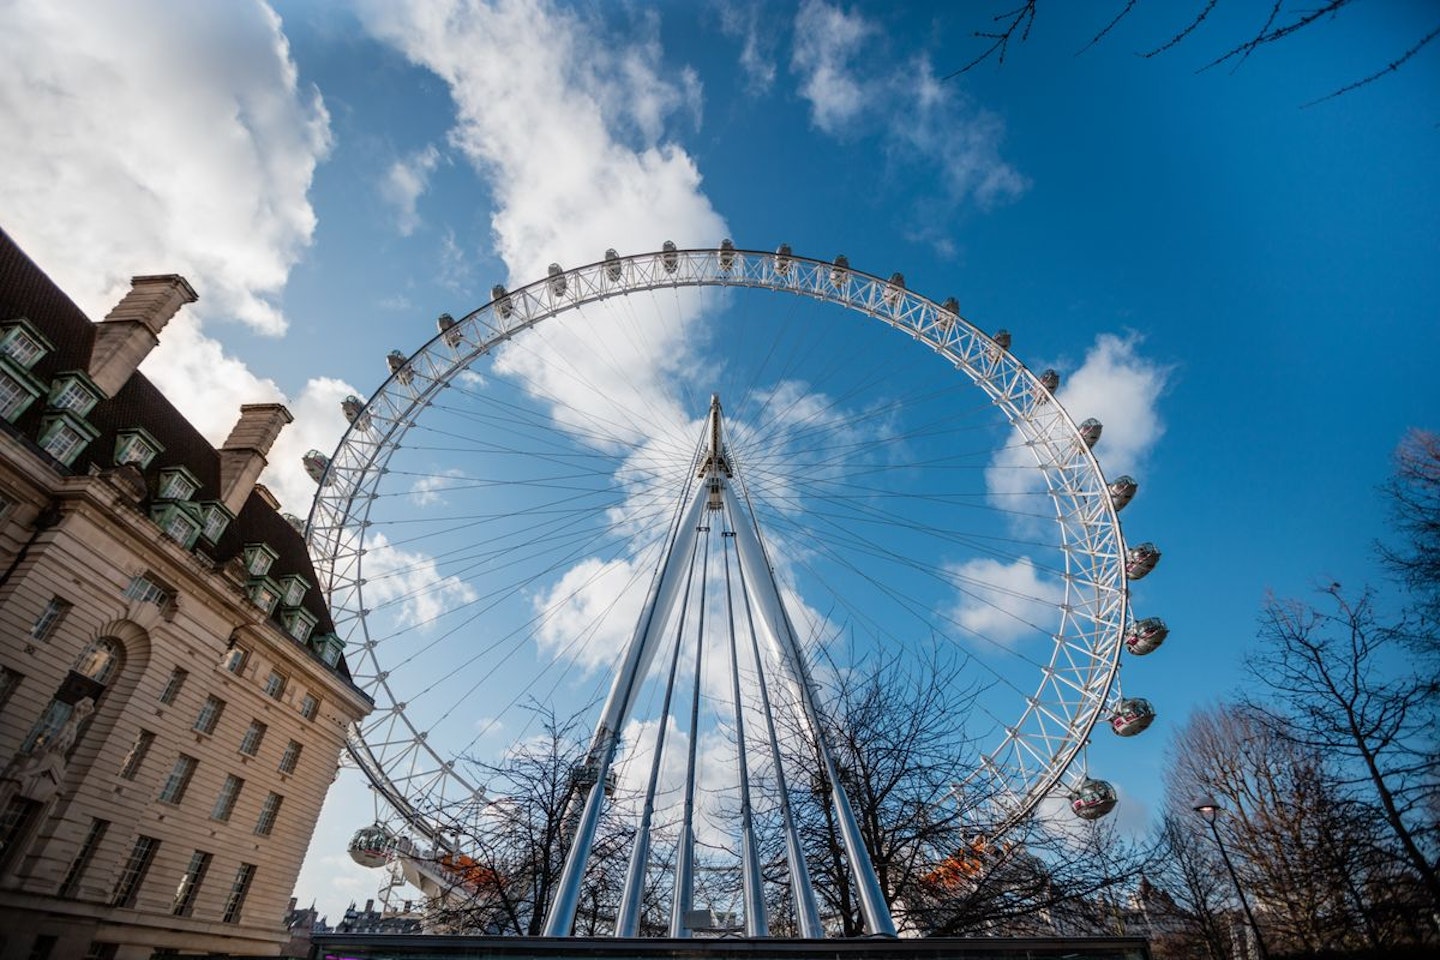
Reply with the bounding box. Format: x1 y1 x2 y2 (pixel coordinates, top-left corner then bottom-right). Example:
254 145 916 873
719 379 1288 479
2 0 1436 925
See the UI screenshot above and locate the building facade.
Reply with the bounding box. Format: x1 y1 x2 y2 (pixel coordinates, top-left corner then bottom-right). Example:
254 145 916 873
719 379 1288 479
0 228 372 959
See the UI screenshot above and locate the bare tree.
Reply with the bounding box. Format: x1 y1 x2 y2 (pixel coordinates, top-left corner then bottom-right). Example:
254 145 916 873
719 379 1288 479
948 2 1438 106
1245 587 1440 920
1378 428 1440 631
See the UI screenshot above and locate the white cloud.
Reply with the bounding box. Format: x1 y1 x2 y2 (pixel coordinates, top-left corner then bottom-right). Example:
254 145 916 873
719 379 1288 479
788 2 1026 214
532 555 655 673
0 0 330 336
718 3 777 95
264 376 361 515
984 332 1170 511
791 0 872 135
409 468 466 508
382 144 444 236
944 556 1066 648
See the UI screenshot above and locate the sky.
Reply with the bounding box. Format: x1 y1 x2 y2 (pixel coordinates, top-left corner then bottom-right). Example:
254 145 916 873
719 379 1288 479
2 0 1437 927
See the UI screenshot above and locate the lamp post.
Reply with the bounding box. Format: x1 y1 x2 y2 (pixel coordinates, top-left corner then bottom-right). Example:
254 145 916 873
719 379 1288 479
1194 794 1269 960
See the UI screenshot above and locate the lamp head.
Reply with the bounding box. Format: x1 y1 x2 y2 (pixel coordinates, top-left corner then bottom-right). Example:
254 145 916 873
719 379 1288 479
1193 794 1221 824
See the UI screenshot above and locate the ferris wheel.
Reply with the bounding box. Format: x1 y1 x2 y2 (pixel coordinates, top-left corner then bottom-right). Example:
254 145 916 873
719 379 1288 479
304 244 1166 936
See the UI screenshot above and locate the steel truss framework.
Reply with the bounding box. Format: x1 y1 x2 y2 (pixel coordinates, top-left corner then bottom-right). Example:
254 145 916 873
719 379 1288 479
306 247 1132 913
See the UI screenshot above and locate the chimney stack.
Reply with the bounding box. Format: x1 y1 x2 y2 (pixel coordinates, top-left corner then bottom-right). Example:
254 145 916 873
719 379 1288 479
218 404 293 515
87 274 198 396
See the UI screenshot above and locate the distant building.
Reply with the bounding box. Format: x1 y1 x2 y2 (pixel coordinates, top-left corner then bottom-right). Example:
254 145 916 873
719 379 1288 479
336 898 423 935
0 228 372 959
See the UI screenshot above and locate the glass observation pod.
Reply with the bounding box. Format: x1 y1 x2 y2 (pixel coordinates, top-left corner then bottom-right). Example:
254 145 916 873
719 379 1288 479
993 329 1012 351
605 248 622 280
884 272 906 308
303 450 331 486
348 824 396 869
718 238 736 272
1037 369 1061 399
548 263 567 298
341 395 370 432
491 283 513 319
831 254 850 288
1109 475 1138 511
1124 616 1169 655
437 312 462 348
386 350 413 386
775 242 794 275
1070 778 1119 820
1078 418 1103 449
1126 542 1162 580
1109 697 1156 737
661 240 679 273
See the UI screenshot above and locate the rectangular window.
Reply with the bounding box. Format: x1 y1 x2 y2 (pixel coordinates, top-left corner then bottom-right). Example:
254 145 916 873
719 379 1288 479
27 935 56 960
58 818 109 898
113 432 157 468
161 510 197 545
193 696 225 735
263 671 287 700
238 720 266 757
81 943 116 960
158 667 187 705
40 423 84 464
157 755 198 804
111 835 160 907
171 849 212 917
254 792 283 836
222 863 256 923
0 372 29 419
202 507 229 541
29 597 71 641
118 729 154 780
211 774 243 821
0 667 22 714
281 578 306 607
50 379 94 413
2 330 43 366
123 575 170 606
0 796 41 870
157 471 196 500
277 740 303 775
299 693 318 720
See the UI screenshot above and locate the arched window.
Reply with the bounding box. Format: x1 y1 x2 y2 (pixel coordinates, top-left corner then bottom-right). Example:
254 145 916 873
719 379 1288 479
21 637 124 755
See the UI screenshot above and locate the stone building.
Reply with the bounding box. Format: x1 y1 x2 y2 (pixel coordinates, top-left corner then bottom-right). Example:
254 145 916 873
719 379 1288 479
0 228 372 959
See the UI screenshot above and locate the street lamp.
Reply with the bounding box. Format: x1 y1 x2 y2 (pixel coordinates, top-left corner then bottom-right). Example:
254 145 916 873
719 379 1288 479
1194 794 1269 960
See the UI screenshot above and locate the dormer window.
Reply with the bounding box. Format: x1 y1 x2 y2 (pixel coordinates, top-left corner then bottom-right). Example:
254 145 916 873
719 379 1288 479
157 466 200 501
311 633 345 668
152 501 202 549
0 370 40 421
242 544 278 577
249 577 281 614
0 320 51 368
282 608 317 644
38 412 99 467
279 575 309 608
201 503 232 543
47 373 100 416
114 429 162 469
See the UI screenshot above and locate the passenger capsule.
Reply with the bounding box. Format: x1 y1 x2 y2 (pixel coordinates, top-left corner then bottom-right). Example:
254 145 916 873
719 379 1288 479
1038 369 1060 392
719 238 736 272
348 824 395 869
492 284 513 319
341 395 365 423
548 263 567 297
831 254 850 288
605 248 622 281
1109 697 1156 737
775 243 793 275
1071 778 1118 820
941 296 959 315
1078 418 1103 448
387 350 413 385
884 272 906 308
1126 542 1161 580
993 329 1012 350
1108 475 1138 512
303 450 331 485
437 313 462 348
1124 617 1169 655
661 240 679 273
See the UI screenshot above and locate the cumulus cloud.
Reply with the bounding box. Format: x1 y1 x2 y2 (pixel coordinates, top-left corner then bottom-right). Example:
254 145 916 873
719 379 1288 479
944 556 1066 648
788 1 1026 216
718 2 778 95
532 555 656 673
985 332 1171 510
0 0 330 336
382 144 444 236
791 0 872 134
